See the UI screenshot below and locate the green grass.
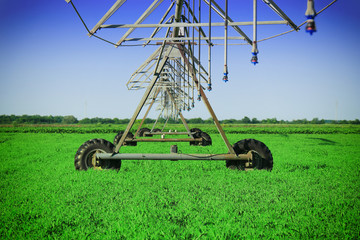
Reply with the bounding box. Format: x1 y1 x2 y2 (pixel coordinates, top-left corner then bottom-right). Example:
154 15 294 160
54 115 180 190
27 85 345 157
1 123 360 134
0 126 359 239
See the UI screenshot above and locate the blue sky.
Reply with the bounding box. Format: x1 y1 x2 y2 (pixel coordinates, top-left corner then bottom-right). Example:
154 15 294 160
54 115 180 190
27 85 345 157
0 0 359 121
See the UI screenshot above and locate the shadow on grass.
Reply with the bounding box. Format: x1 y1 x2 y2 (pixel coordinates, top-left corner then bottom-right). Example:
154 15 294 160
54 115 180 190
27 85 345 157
285 163 311 172
307 137 337 145
283 163 328 172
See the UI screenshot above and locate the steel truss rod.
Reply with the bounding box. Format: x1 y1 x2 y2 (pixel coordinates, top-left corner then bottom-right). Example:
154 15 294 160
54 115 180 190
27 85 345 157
115 35 173 153
126 46 163 90
165 88 193 138
65 0 124 47
176 43 236 154
182 1 210 45
122 36 245 42
183 27 209 84
179 111 193 138
127 43 208 92
257 0 338 43
67 0 336 48
116 0 165 46
161 114 171 131
134 88 161 138
151 106 166 131
89 0 127 36
169 57 207 84
262 0 298 31
203 0 252 45
101 20 286 29
144 1 176 46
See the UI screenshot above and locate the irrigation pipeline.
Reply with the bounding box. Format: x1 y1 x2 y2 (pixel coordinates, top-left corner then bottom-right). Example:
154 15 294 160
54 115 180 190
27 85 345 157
203 0 338 46
69 0 338 47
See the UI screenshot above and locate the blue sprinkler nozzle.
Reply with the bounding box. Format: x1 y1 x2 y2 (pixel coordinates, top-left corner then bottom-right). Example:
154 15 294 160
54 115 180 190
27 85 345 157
251 53 258 65
207 84 212 91
223 73 228 83
305 17 316 35
305 0 316 35
197 95 201 101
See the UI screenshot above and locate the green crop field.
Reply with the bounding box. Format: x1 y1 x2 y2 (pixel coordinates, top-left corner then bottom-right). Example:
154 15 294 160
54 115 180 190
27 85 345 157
0 125 359 239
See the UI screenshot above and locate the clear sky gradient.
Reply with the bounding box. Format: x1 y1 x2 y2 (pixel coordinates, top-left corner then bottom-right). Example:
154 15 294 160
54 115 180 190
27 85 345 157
0 0 359 121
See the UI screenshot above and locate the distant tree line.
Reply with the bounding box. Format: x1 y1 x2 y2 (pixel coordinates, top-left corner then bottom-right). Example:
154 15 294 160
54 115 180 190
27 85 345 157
0 115 359 125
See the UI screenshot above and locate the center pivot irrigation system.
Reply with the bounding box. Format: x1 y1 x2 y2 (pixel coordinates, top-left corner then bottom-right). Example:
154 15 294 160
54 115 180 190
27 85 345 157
65 0 336 171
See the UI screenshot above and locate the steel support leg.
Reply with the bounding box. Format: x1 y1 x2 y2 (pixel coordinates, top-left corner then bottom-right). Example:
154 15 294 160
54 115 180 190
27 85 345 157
115 44 174 153
165 88 194 139
177 43 236 154
134 88 160 138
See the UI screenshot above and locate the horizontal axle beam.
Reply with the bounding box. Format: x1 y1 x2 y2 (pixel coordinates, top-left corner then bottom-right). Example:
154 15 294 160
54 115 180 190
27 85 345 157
97 152 252 161
143 131 195 137
133 138 201 142
145 131 192 135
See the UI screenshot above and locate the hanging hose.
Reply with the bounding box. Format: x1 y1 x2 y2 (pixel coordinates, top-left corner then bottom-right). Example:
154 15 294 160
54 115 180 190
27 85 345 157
191 0 195 108
251 0 259 65
197 0 202 100
223 0 229 82
207 0 212 91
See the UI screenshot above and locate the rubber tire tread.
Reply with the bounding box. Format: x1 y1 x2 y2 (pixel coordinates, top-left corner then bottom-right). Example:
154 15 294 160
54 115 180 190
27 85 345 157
74 138 120 171
189 128 202 146
113 131 136 146
189 128 202 138
200 131 212 146
138 128 151 137
227 138 273 170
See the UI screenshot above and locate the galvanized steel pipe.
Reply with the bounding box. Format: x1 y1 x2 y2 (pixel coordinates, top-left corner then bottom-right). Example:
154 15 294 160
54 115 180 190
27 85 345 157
97 152 252 161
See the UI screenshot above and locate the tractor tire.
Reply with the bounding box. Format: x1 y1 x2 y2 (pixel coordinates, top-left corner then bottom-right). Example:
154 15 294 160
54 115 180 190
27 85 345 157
74 139 121 171
113 131 136 146
190 128 202 146
227 139 273 170
200 131 212 146
189 128 202 137
138 128 151 137
152 128 161 132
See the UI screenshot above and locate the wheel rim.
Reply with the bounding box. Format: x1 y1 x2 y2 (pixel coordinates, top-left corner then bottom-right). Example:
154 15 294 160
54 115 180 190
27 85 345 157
85 149 110 170
251 151 264 169
228 139 273 171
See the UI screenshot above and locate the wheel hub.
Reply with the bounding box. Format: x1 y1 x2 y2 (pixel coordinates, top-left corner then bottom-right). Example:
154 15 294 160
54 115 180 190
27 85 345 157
91 150 107 170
